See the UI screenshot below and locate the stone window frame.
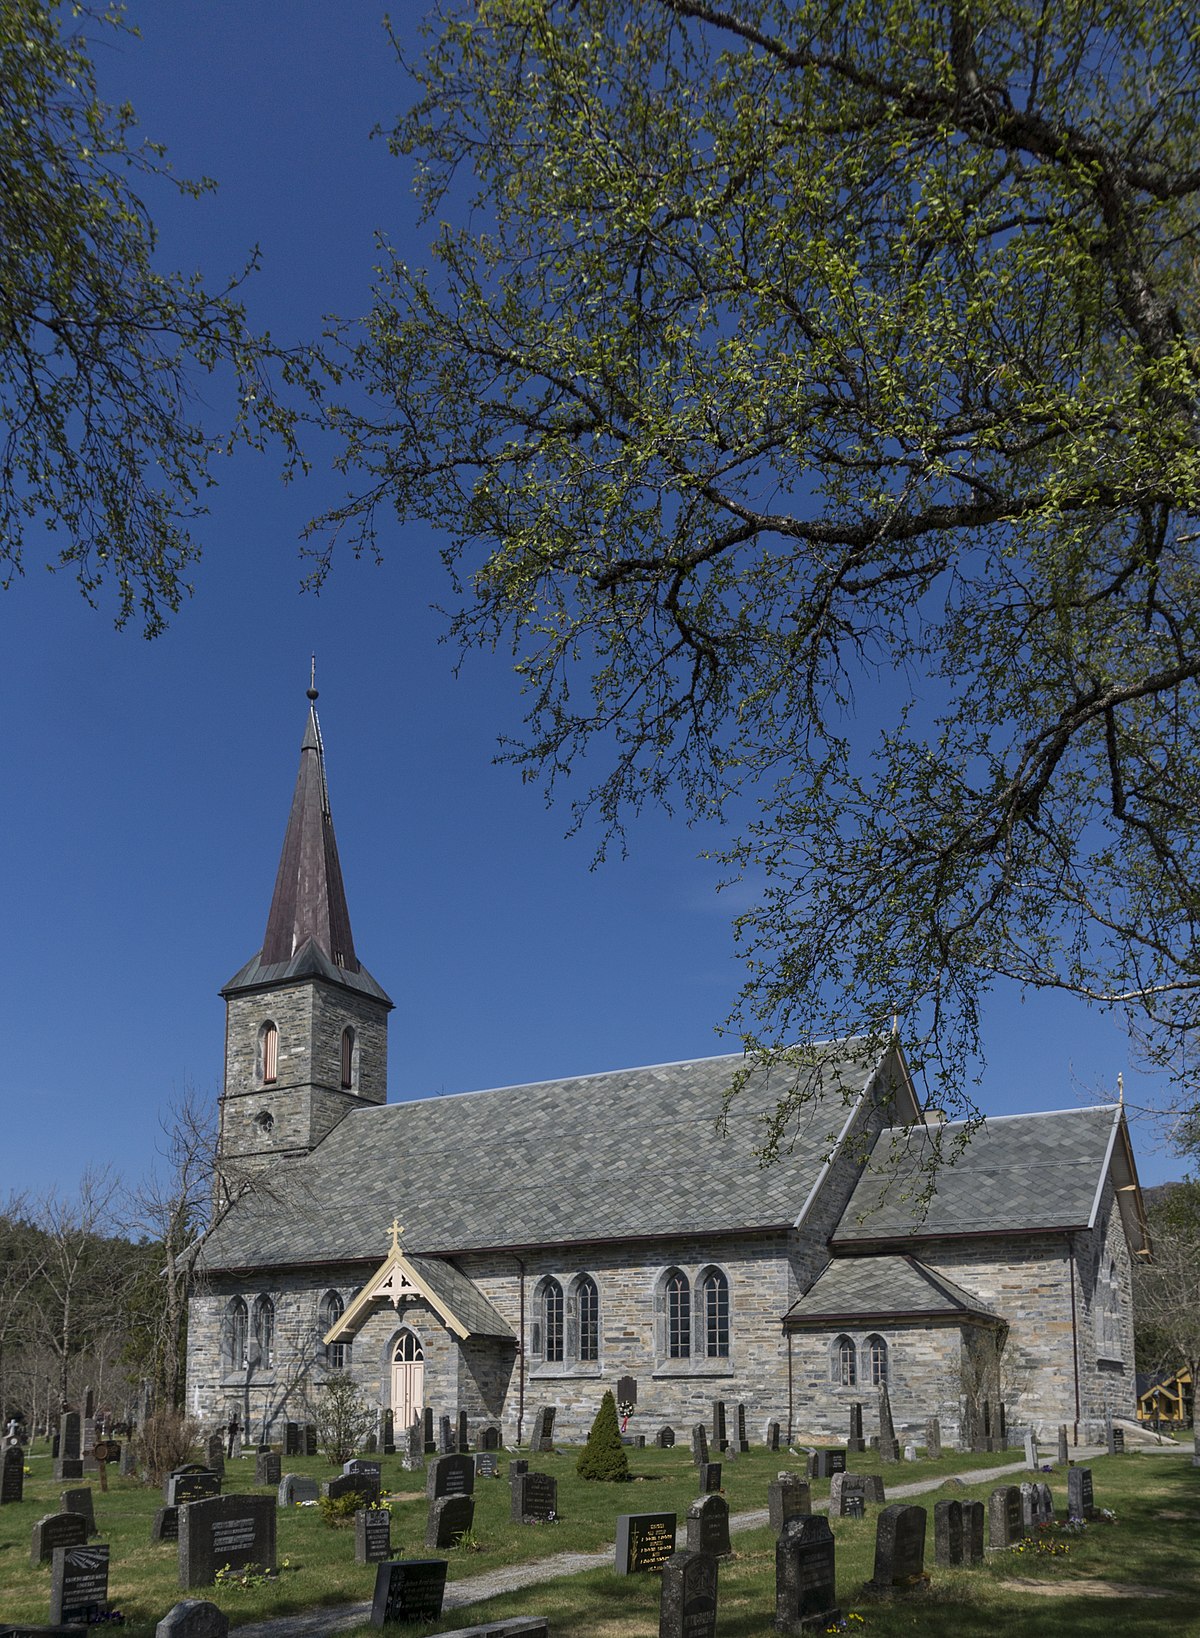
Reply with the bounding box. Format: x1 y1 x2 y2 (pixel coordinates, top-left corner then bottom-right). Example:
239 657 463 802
831 1333 857 1387
697 1265 731 1359
258 1020 279 1086
651 1265 737 1378
571 1273 601 1364
1094 1249 1124 1364
865 1332 888 1386
252 1294 276 1369
320 1289 350 1370
530 1276 565 1365
530 1272 604 1378
224 1296 249 1373
340 1026 356 1091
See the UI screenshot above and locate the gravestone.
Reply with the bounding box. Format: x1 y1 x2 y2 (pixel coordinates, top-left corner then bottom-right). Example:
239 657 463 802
711 1401 727 1452
1019 1482 1036 1532
381 1409 395 1456
2 1444 25 1504
659 1547 718 1638
284 1422 300 1457
31 1511 88 1566
423 1407 435 1454
721 1438 737 1464
178 1493 277 1588
155 1598 230 1638
478 1424 501 1451
1057 1424 1069 1465
425 1493 475 1549
167 1469 221 1507
934 1499 963 1566
508 1459 528 1480
656 1426 676 1449
691 1425 709 1467
877 1386 900 1463
924 1417 941 1460
511 1471 557 1523
205 1435 225 1480
1067 1467 1094 1522
903 1445 917 1462
811 1448 846 1480
847 1402 865 1454
863 1474 886 1505
326 1471 380 1506
988 1485 1022 1550
370 1559 447 1627
365 1433 378 1454
120 1442 137 1478
686 1493 731 1558
962 1499 985 1564
254 1451 281 1487
49 1543 109 1626
698 1462 722 1494
765 1420 781 1453
53 1412 83 1483
1024 1430 1038 1469
152 1506 180 1542
474 1452 500 1479
735 1403 749 1454
865 1504 928 1595
1110 1424 1125 1454
975 1400 991 1455
615 1512 677 1574
356 1507 392 1564
427 1454 475 1500
304 1425 318 1457
403 1422 424 1471
345 1459 383 1484
528 1406 555 1453
60 1488 95 1537
828 1472 867 1518
997 1402 1008 1449
277 1474 319 1507
775 1515 839 1634
458 1411 469 1452
1034 1483 1054 1527
768 1473 811 1532
439 1415 455 1455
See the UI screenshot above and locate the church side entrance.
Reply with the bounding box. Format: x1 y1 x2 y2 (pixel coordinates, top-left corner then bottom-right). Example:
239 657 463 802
391 1330 424 1426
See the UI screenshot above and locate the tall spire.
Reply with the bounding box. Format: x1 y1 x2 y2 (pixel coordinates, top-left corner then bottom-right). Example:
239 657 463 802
260 686 359 972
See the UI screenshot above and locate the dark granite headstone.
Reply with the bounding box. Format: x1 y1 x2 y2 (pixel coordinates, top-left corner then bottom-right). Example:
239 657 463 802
865 1504 928 1594
811 1449 846 1480
659 1547 717 1638
370 1559 447 1627
508 1459 528 1480
255 1451 281 1487
997 1401 1008 1448
686 1493 730 1558
152 1506 180 1543
934 1499 962 1566
962 1500 984 1564
511 1470 557 1523
31 1512 88 1566
691 1425 709 1467
2 1444 25 1504
775 1515 839 1634
474 1452 500 1479
615 1512 677 1574
49 1543 109 1626
846 1402 864 1454
988 1485 1022 1549
53 1412 83 1483
283 1422 300 1457
735 1403 748 1454
153 1599 230 1638
423 1407 435 1454
1034 1483 1054 1527
58 1488 94 1537
425 1493 475 1549
766 1420 781 1453
711 1401 727 1452
1057 1424 1069 1465
178 1493 277 1588
277 1474 318 1507
768 1473 811 1533
426 1453 475 1500
439 1415 455 1455
326 1472 380 1506
356 1507 392 1564
1067 1467 1094 1522
304 1425 318 1457
528 1406 555 1453
381 1410 395 1456
698 1462 722 1494
478 1424 501 1451
877 1386 900 1463
344 1459 383 1484
205 1436 225 1480
656 1426 676 1449
924 1417 941 1460
167 1469 221 1507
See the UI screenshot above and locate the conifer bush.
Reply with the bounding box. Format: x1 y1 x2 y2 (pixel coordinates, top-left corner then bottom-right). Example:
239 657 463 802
576 1389 629 1481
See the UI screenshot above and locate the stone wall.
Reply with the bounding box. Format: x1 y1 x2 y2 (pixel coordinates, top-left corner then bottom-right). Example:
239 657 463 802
786 1320 971 1444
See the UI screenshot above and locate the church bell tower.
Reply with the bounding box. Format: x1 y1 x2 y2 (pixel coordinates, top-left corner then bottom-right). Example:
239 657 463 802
218 686 393 1172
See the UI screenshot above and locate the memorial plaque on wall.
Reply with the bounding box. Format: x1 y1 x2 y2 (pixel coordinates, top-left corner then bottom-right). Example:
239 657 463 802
614 1511 676 1575
370 1558 448 1627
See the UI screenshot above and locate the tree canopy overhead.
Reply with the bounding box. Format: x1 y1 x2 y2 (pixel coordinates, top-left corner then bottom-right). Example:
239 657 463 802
318 0 1200 1117
1 1 301 635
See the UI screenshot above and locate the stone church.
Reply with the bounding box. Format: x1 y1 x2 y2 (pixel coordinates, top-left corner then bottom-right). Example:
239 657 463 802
187 695 1150 1449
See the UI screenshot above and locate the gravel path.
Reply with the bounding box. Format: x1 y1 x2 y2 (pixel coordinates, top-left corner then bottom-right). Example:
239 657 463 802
229 1449 1108 1638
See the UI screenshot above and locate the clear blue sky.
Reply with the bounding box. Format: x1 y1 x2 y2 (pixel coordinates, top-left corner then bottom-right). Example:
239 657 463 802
0 2 1188 1202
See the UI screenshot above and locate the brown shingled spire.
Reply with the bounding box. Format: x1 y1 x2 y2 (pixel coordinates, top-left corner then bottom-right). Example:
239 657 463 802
260 691 359 971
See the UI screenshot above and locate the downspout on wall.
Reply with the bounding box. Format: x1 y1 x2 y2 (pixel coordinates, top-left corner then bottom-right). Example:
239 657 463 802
1068 1236 1081 1445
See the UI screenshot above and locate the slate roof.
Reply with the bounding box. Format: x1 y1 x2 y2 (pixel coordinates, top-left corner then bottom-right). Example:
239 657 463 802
785 1255 1000 1327
407 1255 515 1340
831 1106 1125 1246
200 1040 906 1272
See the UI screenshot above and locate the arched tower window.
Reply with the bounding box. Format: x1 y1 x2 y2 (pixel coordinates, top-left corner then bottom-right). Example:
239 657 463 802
225 1297 248 1371
259 1021 278 1085
831 1334 857 1386
866 1333 888 1386
576 1275 599 1363
341 1027 356 1090
541 1278 564 1363
700 1268 730 1357
321 1290 347 1369
666 1269 691 1359
253 1295 275 1368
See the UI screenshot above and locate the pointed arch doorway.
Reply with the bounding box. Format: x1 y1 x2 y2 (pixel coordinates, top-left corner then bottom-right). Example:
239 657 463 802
391 1329 425 1428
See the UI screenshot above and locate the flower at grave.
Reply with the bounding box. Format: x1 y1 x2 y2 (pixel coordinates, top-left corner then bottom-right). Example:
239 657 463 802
617 1398 634 1432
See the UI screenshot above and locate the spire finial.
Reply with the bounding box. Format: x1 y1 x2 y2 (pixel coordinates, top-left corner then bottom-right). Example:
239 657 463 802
307 654 318 702
1118 1071 1124 1105
389 1218 404 1254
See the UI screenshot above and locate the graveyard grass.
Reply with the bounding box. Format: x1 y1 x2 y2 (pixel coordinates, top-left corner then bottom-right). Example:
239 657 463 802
1 1440 1198 1635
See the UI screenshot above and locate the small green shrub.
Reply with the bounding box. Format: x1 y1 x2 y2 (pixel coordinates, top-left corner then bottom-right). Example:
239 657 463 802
317 1491 361 1527
576 1389 629 1481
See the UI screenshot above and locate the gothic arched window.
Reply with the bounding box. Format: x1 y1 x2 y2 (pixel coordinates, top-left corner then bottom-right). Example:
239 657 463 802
541 1278 564 1362
225 1297 248 1371
321 1290 347 1369
253 1295 275 1368
832 1334 857 1386
576 1275 599 1363
259 1021 278 1085
340 1027 355 1090
666 1269 691 1359
700 1268 730 1358
866 1333 888 1386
